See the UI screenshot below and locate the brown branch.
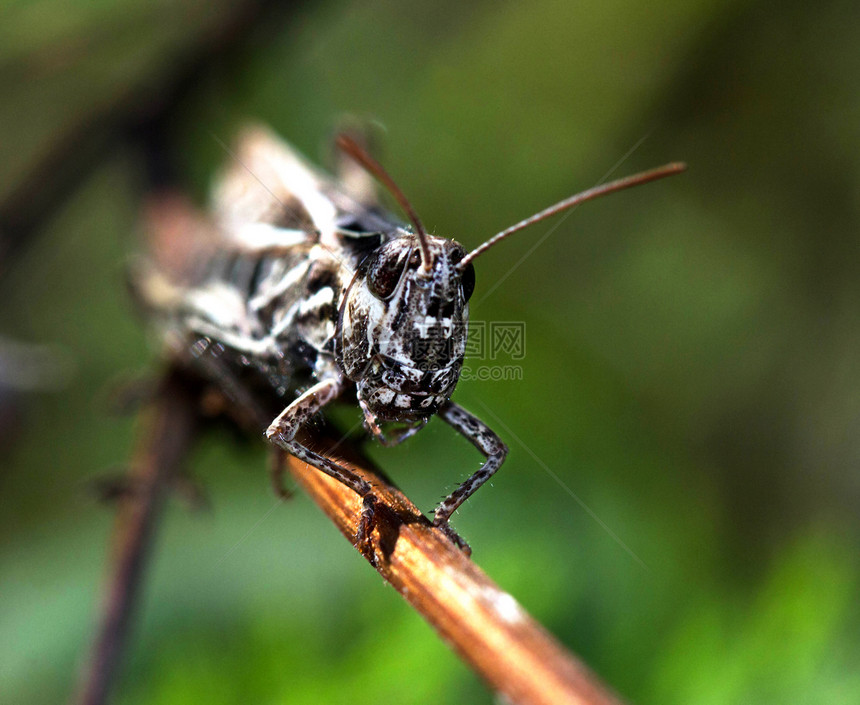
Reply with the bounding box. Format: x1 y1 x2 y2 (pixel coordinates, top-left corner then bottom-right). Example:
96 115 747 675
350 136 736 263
73 369 200 705
290 431 626 705
76 366 625 705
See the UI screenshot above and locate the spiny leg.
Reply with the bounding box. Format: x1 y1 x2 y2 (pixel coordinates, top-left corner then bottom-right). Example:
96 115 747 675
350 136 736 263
435 401 508 547
265 378 377 554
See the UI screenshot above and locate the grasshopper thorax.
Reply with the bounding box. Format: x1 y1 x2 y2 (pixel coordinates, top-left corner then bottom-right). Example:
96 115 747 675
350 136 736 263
336 232 475 421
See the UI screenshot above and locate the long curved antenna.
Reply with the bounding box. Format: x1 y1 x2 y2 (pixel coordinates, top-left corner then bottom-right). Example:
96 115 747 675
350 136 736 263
336 134 432 272
458 162 687 270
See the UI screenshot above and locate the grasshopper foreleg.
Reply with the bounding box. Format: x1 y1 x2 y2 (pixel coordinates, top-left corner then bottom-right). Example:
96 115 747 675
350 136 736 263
434 401 508 548
265 378 377 555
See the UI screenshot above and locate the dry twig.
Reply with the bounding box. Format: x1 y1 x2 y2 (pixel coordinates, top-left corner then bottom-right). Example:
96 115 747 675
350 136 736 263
74 369 199 705
290 430 625 705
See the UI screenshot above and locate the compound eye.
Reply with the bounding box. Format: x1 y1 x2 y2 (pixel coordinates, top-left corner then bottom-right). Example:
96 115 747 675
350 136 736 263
449 248 475 301
368 248 409 299
460 262 476 301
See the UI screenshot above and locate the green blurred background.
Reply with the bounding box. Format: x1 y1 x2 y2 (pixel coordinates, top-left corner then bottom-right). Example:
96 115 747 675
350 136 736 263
2 1 859 703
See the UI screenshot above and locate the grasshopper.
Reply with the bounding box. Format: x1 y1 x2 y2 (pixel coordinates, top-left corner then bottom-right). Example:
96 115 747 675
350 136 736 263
135 125 683 550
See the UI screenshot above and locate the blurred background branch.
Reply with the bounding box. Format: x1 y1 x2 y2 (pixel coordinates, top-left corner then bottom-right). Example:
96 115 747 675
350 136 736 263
74 369 200 705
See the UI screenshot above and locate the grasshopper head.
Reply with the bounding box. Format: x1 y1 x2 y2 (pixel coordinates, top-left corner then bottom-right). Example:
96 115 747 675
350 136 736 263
336 233 474 420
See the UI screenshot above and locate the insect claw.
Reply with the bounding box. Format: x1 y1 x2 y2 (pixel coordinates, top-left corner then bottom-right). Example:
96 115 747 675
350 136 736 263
355 495 378 566
433 519 472 557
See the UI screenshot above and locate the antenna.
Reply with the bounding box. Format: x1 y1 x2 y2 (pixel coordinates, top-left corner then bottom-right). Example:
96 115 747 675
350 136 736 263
458 162 687 269
336 134 433 272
